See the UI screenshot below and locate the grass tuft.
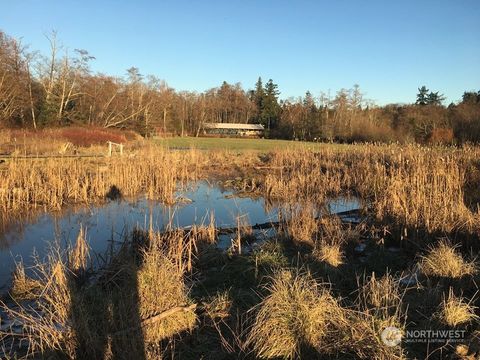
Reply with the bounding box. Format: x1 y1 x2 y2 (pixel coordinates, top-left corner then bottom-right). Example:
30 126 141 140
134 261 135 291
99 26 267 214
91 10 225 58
420 240 477 278
247 269 344 359
437 288 478 327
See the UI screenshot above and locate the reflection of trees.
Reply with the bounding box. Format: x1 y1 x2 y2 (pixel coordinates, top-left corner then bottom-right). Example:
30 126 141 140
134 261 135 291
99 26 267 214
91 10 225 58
0 212 30 250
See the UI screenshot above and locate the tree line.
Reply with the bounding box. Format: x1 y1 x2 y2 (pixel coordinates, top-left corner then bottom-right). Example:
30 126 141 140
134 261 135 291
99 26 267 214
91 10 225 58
1 30 479 143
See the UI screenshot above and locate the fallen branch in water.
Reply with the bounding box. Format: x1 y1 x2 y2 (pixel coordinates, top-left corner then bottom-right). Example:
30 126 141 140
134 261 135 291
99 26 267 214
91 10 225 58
216 208 364 234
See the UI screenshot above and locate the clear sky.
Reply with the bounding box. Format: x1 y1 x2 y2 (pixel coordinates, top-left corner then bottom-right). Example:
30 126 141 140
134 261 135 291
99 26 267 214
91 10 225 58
1 0 479 105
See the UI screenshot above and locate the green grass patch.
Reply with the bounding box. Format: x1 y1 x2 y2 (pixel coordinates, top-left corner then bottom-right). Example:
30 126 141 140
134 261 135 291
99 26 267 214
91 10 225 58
153 136 346 152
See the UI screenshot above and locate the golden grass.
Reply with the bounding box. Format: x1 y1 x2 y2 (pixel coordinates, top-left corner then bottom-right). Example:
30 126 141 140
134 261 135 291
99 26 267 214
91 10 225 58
2 141 480 359
315 244 344 267
437 288 478 327
284 203 319 246
263 144 480 234
0 146 202 212
68 226 89 274
1 226 198 359
248 269 406 359
10 261 42 301
358 272 403 313
2 142 480 236
420 240 477 278
247 269 344 359
312 216 357 267
135 249 197 343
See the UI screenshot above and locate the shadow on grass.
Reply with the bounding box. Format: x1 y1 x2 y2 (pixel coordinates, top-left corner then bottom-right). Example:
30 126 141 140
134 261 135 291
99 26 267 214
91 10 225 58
67 235 146 360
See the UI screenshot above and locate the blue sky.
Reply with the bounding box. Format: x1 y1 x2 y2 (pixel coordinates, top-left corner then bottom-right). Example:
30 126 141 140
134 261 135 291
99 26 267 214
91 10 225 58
1 0 479 104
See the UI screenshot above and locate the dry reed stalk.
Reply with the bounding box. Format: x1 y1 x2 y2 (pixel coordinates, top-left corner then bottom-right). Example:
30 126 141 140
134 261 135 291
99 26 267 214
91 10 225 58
284 203 319 246
10 261 42 301
1 227 198 359
263 144 480 234
312 216 357 267
0 147 201 212
135 249 197 343
68 226 89 274
357 272 403 312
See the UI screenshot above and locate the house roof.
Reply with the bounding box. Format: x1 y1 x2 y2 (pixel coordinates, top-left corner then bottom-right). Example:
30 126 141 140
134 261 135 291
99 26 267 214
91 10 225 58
202 123 265 130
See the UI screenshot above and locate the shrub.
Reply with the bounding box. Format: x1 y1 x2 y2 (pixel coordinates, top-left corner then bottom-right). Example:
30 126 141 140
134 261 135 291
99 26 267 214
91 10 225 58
428 128 454 145
59 127 128 146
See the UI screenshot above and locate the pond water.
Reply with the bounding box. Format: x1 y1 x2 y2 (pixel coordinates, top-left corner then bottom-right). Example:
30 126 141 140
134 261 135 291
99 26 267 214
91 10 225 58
0 181 361 292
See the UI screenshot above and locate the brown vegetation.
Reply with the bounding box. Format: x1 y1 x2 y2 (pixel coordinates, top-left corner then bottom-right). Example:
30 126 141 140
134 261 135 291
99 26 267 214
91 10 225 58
1 140 480 359
420 240 477 278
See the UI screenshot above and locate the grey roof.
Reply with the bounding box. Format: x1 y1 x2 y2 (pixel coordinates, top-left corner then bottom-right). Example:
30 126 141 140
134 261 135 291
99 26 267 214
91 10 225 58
203 123 265 130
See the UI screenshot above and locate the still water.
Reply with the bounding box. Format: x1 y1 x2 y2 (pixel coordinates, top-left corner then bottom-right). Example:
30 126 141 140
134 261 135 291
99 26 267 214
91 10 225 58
0 181 360 291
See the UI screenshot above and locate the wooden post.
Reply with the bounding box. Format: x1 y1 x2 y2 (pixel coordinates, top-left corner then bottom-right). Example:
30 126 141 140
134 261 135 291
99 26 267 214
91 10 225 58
107 141 124 157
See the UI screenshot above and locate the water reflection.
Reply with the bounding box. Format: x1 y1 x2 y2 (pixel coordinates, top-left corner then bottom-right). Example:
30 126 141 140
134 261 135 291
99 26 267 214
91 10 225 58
0 181 361 290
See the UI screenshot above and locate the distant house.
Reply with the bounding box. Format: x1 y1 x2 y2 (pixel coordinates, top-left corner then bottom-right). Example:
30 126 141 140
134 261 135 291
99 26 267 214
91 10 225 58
201 123 265 138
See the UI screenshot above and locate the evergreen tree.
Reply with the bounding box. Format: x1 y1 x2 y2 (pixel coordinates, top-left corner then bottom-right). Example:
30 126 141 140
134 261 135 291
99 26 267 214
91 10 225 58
462 91 480 104
427 91 445 106
262 79 280 130
253 77 265 123
303 91 319 140
416 86 429 105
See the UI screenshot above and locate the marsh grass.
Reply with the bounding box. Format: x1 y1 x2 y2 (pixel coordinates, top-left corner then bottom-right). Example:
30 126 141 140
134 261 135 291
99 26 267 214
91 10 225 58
1 225 198 359
263 144 480 235
2 141 480 359
0 147 201 212
247 269 345 359
420 239 477 278
437 288 478 327
312 216 358 268
10 261 42 301
284 203 319 246
248 269 406 359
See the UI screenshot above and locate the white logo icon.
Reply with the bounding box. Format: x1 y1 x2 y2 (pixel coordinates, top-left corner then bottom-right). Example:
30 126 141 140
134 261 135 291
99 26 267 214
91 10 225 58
381 326 402 347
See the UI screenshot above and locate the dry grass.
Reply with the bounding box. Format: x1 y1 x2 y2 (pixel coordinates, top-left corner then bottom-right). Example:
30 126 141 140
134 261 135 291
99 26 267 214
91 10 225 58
344 273 405 360
420 240 477 278
285 203 319 246
0 146 202 211
10 261 42 301
312 216 357 267
1 226 198 359
358 272 403 314
2 141 480 236
315 244 344 267
135 249 197 343
248 269 406 359
437 288 478 327
68 226 89 274
2 141 480 359
247 269 345 359
263 144 480 234
203 290 232 322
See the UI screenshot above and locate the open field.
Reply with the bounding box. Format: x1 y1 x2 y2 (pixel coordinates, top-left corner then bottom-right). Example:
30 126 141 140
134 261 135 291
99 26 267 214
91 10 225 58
153 136 347 151
1 137 480 359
